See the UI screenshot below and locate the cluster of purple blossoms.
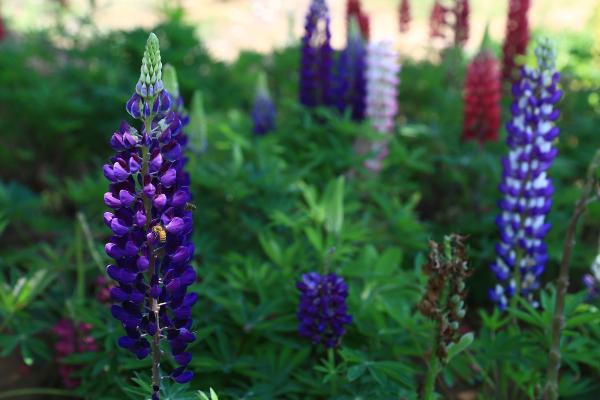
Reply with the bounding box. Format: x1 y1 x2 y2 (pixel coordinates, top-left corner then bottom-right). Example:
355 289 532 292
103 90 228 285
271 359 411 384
252 72 277 135
103 33 196 397
334 16 367 121
490 39 562 310
296 272 352 348
299 0 334 107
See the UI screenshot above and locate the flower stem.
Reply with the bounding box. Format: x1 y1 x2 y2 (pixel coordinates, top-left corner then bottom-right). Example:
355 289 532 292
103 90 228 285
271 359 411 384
544 149 600 400
423 341 440 400
141 124 162 399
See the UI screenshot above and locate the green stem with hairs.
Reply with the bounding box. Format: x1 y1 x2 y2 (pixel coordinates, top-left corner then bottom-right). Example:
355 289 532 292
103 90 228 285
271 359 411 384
544 149 600 400
141 109 162 397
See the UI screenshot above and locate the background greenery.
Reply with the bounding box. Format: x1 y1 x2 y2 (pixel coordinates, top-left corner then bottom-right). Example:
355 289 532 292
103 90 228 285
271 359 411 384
1 5 600 400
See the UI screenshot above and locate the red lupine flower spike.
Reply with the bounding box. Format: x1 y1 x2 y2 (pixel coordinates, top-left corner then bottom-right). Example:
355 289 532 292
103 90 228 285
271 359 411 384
462 51 502 144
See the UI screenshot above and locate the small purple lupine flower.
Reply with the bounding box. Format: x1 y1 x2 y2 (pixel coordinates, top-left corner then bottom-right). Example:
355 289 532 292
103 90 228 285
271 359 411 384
583 255 600 299
334 16 367 121
296 272 352 348
252 72 276 135
490 39 562 310
103 33 197 398
299 0 334 108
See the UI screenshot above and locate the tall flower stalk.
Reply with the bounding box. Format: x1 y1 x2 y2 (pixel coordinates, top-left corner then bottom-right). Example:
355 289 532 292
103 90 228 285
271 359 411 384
418 235 471 400
299 0 334 107
103 33 196 399
544 149 600 400
502 0 531 82
489 39 562 310
356 41 400 172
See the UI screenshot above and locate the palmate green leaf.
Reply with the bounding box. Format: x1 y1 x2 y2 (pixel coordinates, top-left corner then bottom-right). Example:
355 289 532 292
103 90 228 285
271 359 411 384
347 364 367 382
445 332 474 363
197 388 219 400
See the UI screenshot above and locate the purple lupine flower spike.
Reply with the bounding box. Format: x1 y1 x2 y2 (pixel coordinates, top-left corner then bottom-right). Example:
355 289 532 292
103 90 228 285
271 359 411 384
490 39 562 310
252 72 276 135
334 16 367 121
299 0 334 107
103 33 196 398
296 272 352 348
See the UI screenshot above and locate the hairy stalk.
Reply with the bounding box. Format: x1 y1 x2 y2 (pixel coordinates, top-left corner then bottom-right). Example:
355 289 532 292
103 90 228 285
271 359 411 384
141 136 162 398
422 340 440 400
544 149 600 399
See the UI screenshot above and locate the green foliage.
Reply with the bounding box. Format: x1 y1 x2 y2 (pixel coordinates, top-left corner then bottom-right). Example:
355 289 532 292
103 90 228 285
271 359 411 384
1 10 600 400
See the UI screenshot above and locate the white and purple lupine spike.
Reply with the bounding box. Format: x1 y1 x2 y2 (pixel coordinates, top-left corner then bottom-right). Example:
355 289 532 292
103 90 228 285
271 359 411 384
296 272 352 349
334 16 367 121
103 33 196 398
252 72 276 135
356 41 400 172
490 39 562 310
299 0 334 107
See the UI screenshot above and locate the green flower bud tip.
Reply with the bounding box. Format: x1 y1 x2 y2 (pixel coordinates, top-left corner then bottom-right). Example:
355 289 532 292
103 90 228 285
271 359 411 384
348 15 361 40
457 309 466 319
163 64 180 98
450 321 459 331
256 71 270 98
136 32 164 98
535 37 557 71
189 90 208 152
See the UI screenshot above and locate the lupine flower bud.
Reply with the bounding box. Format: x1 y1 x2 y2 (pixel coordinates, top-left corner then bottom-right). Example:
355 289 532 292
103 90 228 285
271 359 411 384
418 235 471 361
357 41 400 172
334 17 367 121
296 272 352 349
398 0 411 33
346 0 370 41
462 50 501 143
299 0 334 107
252 72 277 135
104 34 196 395
490 39 562 310
429 1 448 40
52 319 98 389
583 254 600 299
502 0 531 82
188 91 208 153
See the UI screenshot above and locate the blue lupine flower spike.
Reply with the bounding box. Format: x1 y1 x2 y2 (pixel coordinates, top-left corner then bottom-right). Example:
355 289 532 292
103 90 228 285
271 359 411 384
103 33 197 399
490 38 562 310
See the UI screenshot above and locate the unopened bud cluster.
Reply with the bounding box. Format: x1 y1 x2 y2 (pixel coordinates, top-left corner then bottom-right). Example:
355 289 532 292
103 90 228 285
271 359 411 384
418 235 470 361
